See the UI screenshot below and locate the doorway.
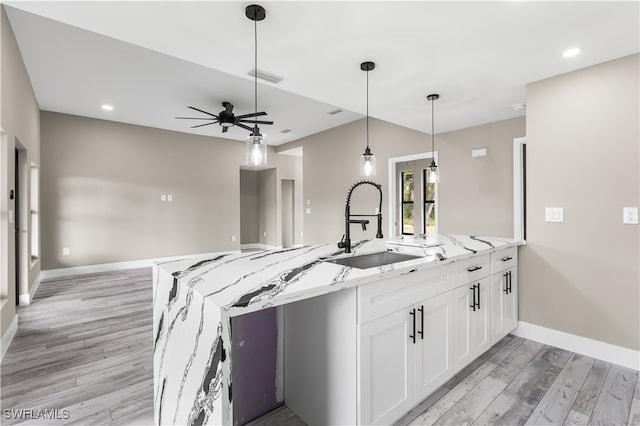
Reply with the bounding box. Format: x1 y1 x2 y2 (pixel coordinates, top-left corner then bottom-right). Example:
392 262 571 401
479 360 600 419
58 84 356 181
14 148 20 306
281 180 294 248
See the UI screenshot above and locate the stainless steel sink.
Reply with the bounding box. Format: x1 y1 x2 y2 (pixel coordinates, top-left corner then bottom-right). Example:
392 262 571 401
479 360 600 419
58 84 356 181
323 251 422 269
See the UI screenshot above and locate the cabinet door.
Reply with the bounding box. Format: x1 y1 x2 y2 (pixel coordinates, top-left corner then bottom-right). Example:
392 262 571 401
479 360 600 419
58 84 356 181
490 267 518 345
414 291 454 402
453 278 490 371
359 308 414 425
504 267 518 334
472 279 490 355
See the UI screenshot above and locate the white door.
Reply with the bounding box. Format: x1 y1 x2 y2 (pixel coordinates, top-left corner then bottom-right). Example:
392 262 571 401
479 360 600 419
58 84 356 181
414 291 454 402
359 308 414 425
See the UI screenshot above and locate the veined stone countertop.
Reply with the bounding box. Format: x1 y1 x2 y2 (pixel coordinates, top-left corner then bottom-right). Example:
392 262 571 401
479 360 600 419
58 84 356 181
156 234 520 318
152 234 521 426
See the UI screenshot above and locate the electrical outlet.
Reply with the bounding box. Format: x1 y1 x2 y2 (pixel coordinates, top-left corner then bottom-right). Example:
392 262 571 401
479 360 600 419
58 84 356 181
63 247 70 256
545 207 564 223
306 208 311 215
263 231 267 237
623 207 638 224
231 235 236 242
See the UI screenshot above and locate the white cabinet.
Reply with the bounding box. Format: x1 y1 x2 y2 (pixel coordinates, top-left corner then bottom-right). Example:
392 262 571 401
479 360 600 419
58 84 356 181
359 308 414 425
285 245 519 426
453 277 490 371
358 291 454 425
413 292 455 402
490 247 518 345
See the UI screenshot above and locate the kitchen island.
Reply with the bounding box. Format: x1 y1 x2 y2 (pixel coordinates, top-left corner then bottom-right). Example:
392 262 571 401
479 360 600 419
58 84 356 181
153 235 521 426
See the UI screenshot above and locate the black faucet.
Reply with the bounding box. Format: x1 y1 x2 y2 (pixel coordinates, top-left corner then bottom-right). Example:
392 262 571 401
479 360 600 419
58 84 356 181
337 180 384 253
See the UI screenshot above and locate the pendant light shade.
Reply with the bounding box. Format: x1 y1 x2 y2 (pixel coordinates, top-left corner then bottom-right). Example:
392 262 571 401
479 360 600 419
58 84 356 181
360 61 376 177
426 94 440 184
245 4 268 166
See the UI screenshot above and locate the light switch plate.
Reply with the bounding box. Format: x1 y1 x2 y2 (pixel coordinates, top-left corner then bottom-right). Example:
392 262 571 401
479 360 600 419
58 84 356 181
545 207 564 223
161 194 167 201
623 207 638 224
306 208 311 215
471 148 488 158
167 194 173 202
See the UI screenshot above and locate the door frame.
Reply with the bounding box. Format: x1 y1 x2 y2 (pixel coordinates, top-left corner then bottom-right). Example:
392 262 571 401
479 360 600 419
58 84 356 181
513 137 526 242
387 152 438 238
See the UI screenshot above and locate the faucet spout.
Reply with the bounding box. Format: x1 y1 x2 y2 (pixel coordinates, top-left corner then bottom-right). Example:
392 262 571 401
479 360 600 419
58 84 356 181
339 180 384 253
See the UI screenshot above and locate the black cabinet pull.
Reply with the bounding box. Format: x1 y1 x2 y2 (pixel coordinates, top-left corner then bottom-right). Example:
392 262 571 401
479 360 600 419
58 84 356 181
467 265 482 272
476 283 481 310
409 309 416 344
508 271 513 294
469 284 477 311
501 256 513 262
503 272 509 294
418 305 424 339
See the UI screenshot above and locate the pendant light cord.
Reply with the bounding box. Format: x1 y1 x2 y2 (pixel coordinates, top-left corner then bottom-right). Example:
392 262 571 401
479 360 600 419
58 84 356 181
366 68 370 150
254 16 258 129
431 97 435 153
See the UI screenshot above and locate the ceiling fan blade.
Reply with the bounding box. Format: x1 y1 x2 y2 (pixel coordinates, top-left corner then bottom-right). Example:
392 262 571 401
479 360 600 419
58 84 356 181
222 126 229 133
235 111 267 119
238 119 273 125
187 106 219 118
191 122 217 129
236 123 254 132
175 117 216 120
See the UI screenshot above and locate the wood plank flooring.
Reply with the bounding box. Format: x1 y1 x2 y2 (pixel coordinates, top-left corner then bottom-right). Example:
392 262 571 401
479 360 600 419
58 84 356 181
1 268 154 425
1 268 638 426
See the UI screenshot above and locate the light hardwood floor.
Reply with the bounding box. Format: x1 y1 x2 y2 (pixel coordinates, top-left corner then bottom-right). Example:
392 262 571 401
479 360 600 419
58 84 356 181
1 268 639 426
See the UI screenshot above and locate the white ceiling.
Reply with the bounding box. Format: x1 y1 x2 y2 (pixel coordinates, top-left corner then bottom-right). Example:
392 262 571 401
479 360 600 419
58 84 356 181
4 1 639 146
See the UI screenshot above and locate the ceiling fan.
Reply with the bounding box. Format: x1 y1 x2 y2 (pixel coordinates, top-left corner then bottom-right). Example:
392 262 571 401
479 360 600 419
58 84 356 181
175 101 273 133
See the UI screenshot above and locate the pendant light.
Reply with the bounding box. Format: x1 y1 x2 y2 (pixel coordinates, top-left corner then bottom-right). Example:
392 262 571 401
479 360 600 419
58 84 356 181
245 4 268 166
426 94 440 184
360 61 376 177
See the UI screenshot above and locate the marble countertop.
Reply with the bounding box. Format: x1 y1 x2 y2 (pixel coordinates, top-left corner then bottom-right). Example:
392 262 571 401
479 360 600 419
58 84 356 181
155 234 520 318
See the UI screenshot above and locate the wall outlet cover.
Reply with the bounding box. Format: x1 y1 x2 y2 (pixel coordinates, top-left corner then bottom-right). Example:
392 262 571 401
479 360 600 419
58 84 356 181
623 207 638 224
545 207 564 223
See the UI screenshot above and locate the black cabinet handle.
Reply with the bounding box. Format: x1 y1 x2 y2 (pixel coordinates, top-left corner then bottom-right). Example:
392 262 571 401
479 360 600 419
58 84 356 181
503 272 509 294
418 305 424 340
409 309 416 344
476 283 481 310
501 256 513 262
467 265 482 272
469 284 477 311
508 271 513 294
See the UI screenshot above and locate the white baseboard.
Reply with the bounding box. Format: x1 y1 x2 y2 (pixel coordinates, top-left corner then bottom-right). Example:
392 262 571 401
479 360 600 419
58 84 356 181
1 313 18 361
513 321 639 371
41 251 232 280
18 271 42 306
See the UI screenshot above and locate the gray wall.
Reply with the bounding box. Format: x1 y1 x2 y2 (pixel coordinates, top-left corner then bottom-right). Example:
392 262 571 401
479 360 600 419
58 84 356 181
280 116 525 245
40 111 303 269
258 169 277 246
521 54 639 350
1 6 41 338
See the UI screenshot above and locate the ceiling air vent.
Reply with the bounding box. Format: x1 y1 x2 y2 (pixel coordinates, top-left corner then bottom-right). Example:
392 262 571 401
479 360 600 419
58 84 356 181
327 109 343 115
280 129 292 134
248 68 283 84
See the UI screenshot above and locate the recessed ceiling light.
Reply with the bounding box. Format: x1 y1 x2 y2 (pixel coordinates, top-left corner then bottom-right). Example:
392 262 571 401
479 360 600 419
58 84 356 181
562 47 582 58
512 103 526 112
101 104 114 111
